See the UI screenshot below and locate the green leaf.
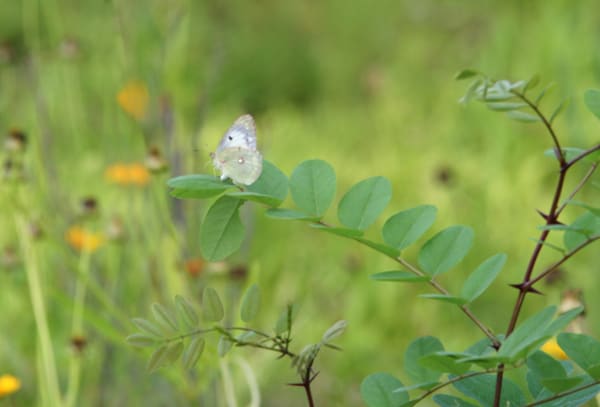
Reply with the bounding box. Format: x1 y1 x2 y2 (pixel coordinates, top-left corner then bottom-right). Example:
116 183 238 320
264 208 320 221
151 303 178 332
274 304 299 335
549 98 569 124
310 224 364 237
244 160 288 205
370 270 429 283
322 320 347 343
506 110 540 122
174 295 199 329
418 226 474 276
541 377 584 393
360 373 408 407
433 394 478 407
459 78 483 104
584 89 600 120
202 287 224 322
564 211 600 251
199 196 244 261
240 284 261 323
226 191 283 207
126 333 159 347
182 337 205 369
382 205 437 250
167 174 232 199
558 333 600 379
544 307 583 335
486 102 528 111
338 176 392 231
543 147 588 162
419 294 468 305
455 69 479 80
147 341 183 372
419 352 470 375
289 160 336 217
451 374 526 407
354 237 400 258
527 350 567 390
218 335 233 357
498 306 556 359
535 82 556 105
131 318 165 338
404 336 444 384
460 253 506 303
523 74 540 93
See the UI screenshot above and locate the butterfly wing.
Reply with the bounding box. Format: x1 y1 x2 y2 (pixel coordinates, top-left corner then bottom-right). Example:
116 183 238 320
216 114 257 150
213 147 263 185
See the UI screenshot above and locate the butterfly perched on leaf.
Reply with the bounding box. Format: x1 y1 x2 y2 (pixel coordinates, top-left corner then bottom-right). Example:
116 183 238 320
211 114 263 186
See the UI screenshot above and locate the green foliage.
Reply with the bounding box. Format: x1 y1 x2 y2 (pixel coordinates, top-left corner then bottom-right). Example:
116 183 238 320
360 373 408 407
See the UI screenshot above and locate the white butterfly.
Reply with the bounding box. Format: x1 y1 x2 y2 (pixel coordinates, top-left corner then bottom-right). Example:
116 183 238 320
211 114 263 186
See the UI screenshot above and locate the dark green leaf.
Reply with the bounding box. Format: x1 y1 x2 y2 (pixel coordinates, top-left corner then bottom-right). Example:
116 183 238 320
455 69 479 80
151 303 178 332
244 160 288 205
227 191 283 207
202 287 224 322
274 304 299 335
558 333 600 379
147 344 169 372
584 89 600 120
360 373 408 407
460 253 506 302
433 394 478 407
199 196 244 261
535 82 556 106
182 337 205 370
370 270 429 283
506 110 540 122
527 350 567 380
126 333 159 348
497 306 556 359
354 237 400 258
564 211 600 251
549 99 569 124
451 374 526 407
419 294 468 305
541 377 584 393
404 336 444 384
419 352 470 375
310 224 364 237
174 295 199 329
167 174 232 199
289 160 336 217
264 208 320 221
418 226 474 276
131 318 164 338
240 284 261 323
338 176 392 231
322 320 347 343
382 205 437 250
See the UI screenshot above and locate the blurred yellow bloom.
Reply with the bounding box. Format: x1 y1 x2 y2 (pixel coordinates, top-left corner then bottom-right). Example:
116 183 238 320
0 374 21 397
117 80 149 120
541 337 568 360
105 163 150 186
66 226 104 253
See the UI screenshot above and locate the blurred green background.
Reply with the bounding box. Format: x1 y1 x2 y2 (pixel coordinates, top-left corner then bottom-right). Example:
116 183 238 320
1 0 599 405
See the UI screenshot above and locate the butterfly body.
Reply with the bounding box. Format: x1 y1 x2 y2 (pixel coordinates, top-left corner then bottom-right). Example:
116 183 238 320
211 114 263 186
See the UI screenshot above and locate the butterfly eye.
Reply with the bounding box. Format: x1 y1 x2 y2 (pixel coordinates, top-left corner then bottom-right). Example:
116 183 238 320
228 136 233 140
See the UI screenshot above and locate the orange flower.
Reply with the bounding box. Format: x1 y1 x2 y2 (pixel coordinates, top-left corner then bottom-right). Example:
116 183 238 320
66 226 104 253
541 337 568 360
116 80 149 120
105 163 150 186
0 374 21 397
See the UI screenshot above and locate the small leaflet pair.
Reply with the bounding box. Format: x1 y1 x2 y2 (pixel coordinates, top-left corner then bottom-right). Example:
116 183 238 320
211 114 263 186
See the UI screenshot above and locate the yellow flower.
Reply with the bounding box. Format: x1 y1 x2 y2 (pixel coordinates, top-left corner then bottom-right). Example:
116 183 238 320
0 374 21 397
541 337 568 360
66 226 104 253
105 163 150 186
116 80 149 120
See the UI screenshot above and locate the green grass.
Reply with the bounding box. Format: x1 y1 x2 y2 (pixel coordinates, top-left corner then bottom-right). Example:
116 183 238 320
1 0 599 405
